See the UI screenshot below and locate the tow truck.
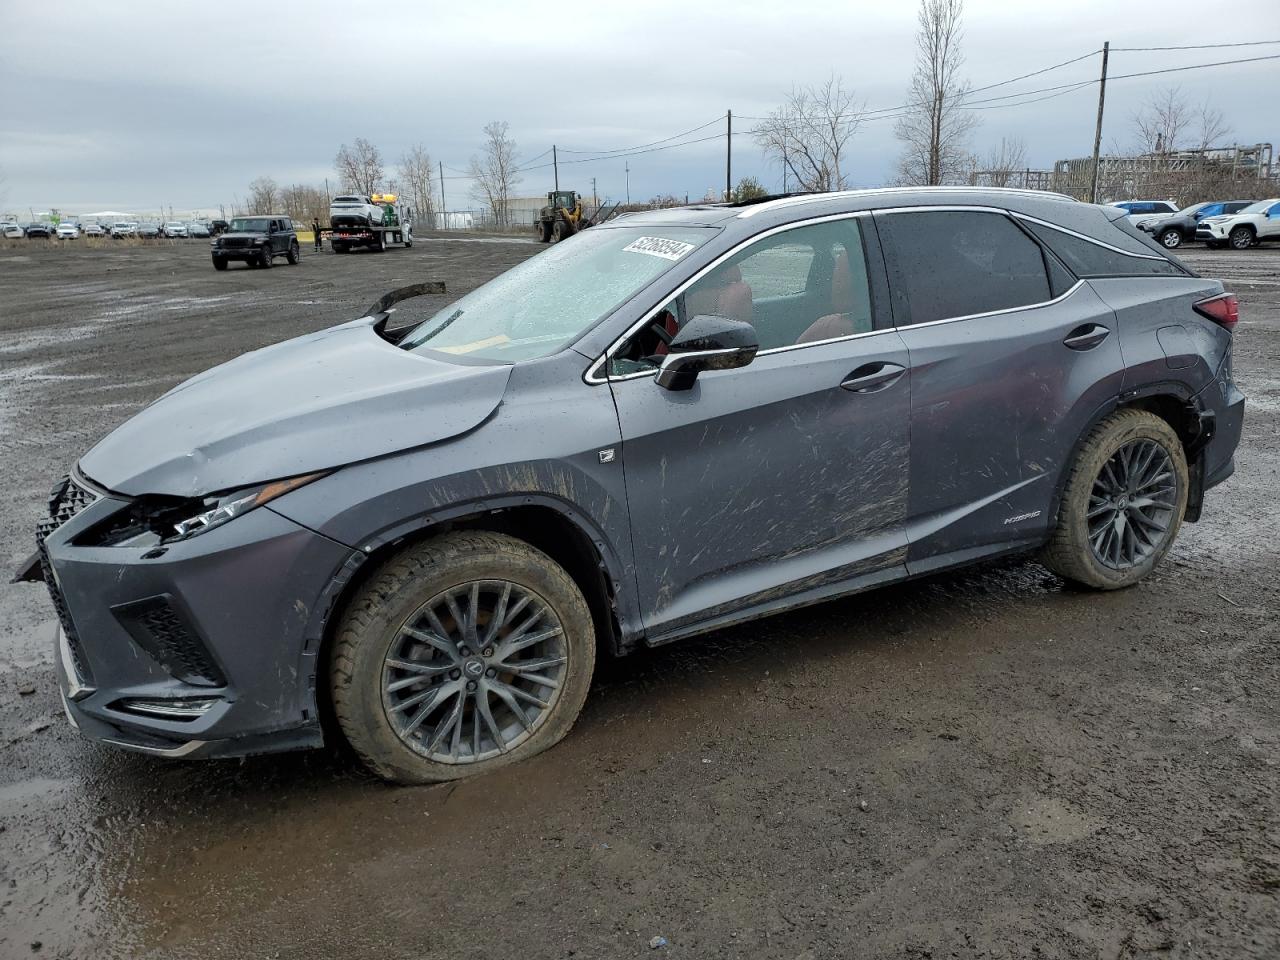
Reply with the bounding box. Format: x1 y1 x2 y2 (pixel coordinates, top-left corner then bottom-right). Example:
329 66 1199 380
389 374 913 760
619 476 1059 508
329 193 414 253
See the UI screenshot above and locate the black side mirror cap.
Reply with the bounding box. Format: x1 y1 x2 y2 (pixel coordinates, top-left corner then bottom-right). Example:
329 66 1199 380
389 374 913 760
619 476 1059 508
656 314 759 391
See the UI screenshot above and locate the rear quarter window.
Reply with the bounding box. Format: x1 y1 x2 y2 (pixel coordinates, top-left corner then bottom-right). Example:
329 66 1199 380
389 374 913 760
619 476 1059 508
1021 219 1186 278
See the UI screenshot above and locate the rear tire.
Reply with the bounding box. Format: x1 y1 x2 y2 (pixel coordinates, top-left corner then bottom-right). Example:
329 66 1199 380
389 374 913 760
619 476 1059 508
551 220 565 243
330 531 596 784
286 240 300 264
1229 226 1255 250
1041 409 1188 590
1158 228 1182 249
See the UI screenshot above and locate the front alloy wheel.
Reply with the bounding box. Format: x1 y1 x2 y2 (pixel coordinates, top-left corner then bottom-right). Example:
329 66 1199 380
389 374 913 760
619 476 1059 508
1158 228 1181 249
382 581 567 764
331 532 595 783
1229 226 1254 250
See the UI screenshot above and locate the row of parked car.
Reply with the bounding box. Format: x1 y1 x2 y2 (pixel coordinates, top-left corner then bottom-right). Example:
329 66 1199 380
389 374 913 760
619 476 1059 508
1110 198 1280 250
1 220 231 240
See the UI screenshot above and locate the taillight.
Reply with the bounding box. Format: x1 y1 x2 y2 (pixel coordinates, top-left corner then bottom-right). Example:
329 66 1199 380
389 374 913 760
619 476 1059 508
1194 293 1238 332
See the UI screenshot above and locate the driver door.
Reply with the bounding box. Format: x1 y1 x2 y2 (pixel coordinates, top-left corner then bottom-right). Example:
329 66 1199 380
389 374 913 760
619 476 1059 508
608 216 911 639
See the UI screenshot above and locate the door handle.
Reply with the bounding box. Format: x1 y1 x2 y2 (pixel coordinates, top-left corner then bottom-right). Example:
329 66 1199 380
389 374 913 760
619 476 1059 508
840 361 907 393
1063 324 1111 351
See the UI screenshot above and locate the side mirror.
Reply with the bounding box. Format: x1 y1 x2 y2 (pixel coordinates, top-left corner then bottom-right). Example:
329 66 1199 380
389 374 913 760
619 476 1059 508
655 315 758 391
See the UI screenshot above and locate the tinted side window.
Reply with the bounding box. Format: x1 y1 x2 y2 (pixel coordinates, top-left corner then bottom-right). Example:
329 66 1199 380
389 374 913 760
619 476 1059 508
1022 220 1184 278
878 211 1051 326
1198 203 1222 218
608 218 874 375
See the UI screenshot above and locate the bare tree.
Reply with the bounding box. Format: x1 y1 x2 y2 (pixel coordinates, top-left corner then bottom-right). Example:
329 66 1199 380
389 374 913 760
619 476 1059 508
894 0 978 186
335 138 385 196
1193 99 1230 151
1132 87 1233 155
247 176 278 212
1132 87 1191 154
973 136 1028 187
469 121 521 227
754 76 864 192
397 144 436 228
279 183 330 224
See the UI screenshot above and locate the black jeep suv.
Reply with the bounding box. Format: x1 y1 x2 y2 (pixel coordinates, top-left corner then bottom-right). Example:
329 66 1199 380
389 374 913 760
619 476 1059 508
211 215 300 270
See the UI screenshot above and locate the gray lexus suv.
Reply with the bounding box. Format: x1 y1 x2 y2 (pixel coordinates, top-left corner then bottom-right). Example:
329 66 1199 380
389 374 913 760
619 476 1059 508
17 187 1244 783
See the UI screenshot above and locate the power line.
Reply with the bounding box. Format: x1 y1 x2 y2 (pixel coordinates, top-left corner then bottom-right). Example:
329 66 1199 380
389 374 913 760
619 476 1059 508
964 49 1101 96
557 117 724 155
1111 39 1280 51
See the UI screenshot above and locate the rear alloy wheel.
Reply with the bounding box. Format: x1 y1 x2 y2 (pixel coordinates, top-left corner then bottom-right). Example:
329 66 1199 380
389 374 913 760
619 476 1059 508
286 240 300 264
331 532 595 784
1041 409 1188 589
1229 226 1255 250
1158 228 1182 249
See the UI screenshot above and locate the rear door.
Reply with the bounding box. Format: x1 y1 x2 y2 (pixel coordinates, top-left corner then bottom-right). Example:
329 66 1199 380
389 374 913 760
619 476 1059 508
874 208 1125 570
608 215 911 638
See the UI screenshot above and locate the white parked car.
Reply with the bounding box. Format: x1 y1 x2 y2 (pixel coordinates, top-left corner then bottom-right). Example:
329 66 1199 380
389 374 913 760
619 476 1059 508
163 221 188 238
1108 200 1179 226
1109 200 1179 225
329 194 385 229
56 223 80 239
111 222 138 238
83 223 105 237
187 221 211 238
1195 197 1280 250
2 223 24 239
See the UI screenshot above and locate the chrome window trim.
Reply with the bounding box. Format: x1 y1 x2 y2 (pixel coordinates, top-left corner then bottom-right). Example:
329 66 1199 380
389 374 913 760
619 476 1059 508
1011 211 1167 261
584 203 1094 386
585 210 875 385
895 279 1085 331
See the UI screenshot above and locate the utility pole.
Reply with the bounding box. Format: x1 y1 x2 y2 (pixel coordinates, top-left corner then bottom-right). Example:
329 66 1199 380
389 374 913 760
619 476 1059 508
439 161 447 229
725 109 732 201
553 145 559 191
625 162 630 204
591 177 597 210
1089 41 1110 204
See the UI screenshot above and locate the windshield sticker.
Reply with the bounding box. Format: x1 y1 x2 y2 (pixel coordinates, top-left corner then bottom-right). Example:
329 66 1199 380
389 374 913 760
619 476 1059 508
622 237 697 261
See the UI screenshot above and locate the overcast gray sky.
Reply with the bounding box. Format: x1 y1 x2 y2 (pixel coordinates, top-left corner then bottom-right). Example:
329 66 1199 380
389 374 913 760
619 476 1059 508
2 0 1277 215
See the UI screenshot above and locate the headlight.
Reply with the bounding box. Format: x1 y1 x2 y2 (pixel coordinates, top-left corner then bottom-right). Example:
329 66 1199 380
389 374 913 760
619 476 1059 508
253 237 267 245
171 472 329 539
79 471 329 547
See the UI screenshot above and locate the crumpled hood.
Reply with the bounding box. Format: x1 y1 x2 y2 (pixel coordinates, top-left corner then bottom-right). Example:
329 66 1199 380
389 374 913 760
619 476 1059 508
80 318 511 497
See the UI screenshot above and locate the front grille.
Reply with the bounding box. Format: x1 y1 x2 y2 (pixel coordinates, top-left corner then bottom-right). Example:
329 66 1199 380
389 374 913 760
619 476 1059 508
36 474 99 683
221 237 252 249
115 597 227 687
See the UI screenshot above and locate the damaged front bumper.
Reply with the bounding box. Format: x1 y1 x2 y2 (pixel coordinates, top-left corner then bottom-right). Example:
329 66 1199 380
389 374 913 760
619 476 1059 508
21 469 356 759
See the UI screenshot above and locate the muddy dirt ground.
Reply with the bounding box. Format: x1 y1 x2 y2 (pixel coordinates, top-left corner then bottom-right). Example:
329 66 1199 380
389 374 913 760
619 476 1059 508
0 237 1276 959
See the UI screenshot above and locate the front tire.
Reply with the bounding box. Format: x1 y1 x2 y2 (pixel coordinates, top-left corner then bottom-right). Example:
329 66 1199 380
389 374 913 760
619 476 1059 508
259 246 273 268
1041 410 1188 590
330 532 596 784
1158 228 1182 249
1229 226 1255 250
212 256 227 271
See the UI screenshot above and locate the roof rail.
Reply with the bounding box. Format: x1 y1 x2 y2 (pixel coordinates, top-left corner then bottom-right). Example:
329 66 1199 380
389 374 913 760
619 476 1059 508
737 185 1077 217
